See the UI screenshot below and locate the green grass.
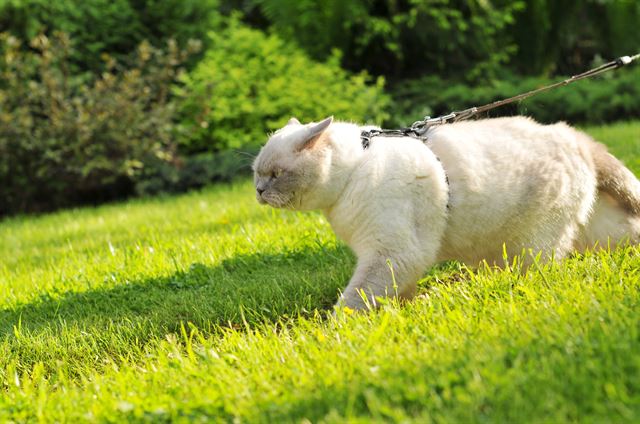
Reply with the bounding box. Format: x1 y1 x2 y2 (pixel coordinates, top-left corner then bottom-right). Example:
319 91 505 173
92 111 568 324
1 121 640 422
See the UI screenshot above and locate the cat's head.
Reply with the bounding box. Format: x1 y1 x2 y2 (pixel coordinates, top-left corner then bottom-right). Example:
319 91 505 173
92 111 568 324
252 116 335 210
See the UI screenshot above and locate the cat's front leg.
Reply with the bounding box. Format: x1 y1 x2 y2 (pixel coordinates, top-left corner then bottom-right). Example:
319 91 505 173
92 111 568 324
336 253 428 310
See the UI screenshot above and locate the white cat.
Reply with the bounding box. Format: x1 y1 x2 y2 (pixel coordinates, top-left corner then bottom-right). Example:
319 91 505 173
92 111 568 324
253 116 640 309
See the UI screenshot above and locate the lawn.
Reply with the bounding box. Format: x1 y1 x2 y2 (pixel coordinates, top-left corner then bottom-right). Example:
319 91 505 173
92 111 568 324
1 121 639 422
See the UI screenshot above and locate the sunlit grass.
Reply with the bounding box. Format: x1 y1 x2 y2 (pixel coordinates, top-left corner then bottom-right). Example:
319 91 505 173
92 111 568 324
1 121 639 422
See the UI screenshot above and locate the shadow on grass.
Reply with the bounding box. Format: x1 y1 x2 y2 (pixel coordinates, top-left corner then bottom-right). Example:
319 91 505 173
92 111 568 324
0 246 354 340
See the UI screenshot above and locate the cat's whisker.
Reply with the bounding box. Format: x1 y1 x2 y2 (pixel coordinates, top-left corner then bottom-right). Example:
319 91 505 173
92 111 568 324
233 150 257 160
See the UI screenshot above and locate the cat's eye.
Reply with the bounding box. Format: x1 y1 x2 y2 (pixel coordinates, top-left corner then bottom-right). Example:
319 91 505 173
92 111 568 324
271 169 283 179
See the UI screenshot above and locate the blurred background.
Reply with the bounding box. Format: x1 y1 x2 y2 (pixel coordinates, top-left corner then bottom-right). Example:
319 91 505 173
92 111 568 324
0 0 639 216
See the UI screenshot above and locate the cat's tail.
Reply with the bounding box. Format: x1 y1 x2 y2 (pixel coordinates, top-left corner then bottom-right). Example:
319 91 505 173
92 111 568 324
590 140 640 215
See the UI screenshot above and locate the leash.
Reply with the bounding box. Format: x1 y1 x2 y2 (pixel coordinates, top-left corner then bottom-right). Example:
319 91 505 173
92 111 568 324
361 53 640 149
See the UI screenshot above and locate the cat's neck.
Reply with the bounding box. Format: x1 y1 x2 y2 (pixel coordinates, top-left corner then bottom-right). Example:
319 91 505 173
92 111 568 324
328 122 369 167
301 122 366 210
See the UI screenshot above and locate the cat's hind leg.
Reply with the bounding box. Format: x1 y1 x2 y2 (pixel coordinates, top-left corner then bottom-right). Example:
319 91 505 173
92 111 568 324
576 192 640 252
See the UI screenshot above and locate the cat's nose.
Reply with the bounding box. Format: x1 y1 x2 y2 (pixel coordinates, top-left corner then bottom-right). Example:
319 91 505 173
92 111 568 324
257 188 265 196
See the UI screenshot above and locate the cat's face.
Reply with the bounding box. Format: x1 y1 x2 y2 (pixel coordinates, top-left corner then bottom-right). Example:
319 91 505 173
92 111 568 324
253 117 333 210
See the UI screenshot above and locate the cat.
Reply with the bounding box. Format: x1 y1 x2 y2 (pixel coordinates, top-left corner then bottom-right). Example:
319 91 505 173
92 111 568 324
252 116 640 310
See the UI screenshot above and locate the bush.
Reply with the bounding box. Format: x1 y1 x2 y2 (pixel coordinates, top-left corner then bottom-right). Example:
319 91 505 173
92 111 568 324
0 32 198 215
177 19 390 154
510 0 640 75
134 149 258 196
239 0 524 80
388 66 640 127
0 0 218 72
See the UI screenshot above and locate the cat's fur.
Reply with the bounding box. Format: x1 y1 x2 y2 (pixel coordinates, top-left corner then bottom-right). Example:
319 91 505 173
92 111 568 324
253 116 640 309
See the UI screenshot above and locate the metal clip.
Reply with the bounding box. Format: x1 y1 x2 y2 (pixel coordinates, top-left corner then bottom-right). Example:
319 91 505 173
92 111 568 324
360 129 381 149
452 107 478 122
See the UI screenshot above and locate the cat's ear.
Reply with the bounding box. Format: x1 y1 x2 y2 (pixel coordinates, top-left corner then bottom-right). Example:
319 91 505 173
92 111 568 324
287 117 301 126
297 116 333 151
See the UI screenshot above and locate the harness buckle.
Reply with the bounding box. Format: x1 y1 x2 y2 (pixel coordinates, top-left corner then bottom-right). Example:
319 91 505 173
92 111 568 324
360 129 381 149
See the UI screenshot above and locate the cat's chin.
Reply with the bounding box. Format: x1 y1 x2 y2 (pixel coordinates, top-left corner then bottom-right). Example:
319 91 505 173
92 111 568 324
258 194 293 209
269 200 300 210
266 201 291 209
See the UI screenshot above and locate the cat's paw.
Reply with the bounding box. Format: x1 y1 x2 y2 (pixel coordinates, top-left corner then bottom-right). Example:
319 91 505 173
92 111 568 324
331 304 356 319
333 293 370 313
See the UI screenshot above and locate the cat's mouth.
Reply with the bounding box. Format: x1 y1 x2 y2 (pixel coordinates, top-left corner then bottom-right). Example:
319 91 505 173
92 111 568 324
258 190 295 209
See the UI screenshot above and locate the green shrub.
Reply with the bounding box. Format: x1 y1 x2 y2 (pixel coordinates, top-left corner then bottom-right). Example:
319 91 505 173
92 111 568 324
239 0 524 80
0 32 198 215
134 149 258 196
240 1 639 80
510 0 640 75
0 0 218 72
389 66 640 127
177 19 390 153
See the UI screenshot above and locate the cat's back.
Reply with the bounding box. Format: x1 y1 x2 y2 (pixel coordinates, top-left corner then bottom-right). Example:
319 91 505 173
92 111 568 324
425 116 593 189
426 116 585 155
425 117 598 263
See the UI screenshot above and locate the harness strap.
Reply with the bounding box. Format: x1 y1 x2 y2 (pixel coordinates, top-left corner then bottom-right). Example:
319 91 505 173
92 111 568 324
360 128 419 149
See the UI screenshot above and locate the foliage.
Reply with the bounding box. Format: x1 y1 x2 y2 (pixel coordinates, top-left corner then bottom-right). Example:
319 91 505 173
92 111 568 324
0 32 198 215
239 0 639 79
389 67 640 127
2 0 636 82
0 0 218 71
135 149 258 196
243 0 525 80
510 0 640 75
177 19 390 153
0 121 639 420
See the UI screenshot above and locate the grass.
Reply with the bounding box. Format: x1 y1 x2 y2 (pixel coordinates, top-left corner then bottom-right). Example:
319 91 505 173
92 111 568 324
1 121 640 422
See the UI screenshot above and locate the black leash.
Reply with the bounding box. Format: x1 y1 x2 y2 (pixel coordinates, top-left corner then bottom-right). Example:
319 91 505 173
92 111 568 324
361 53 640 149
